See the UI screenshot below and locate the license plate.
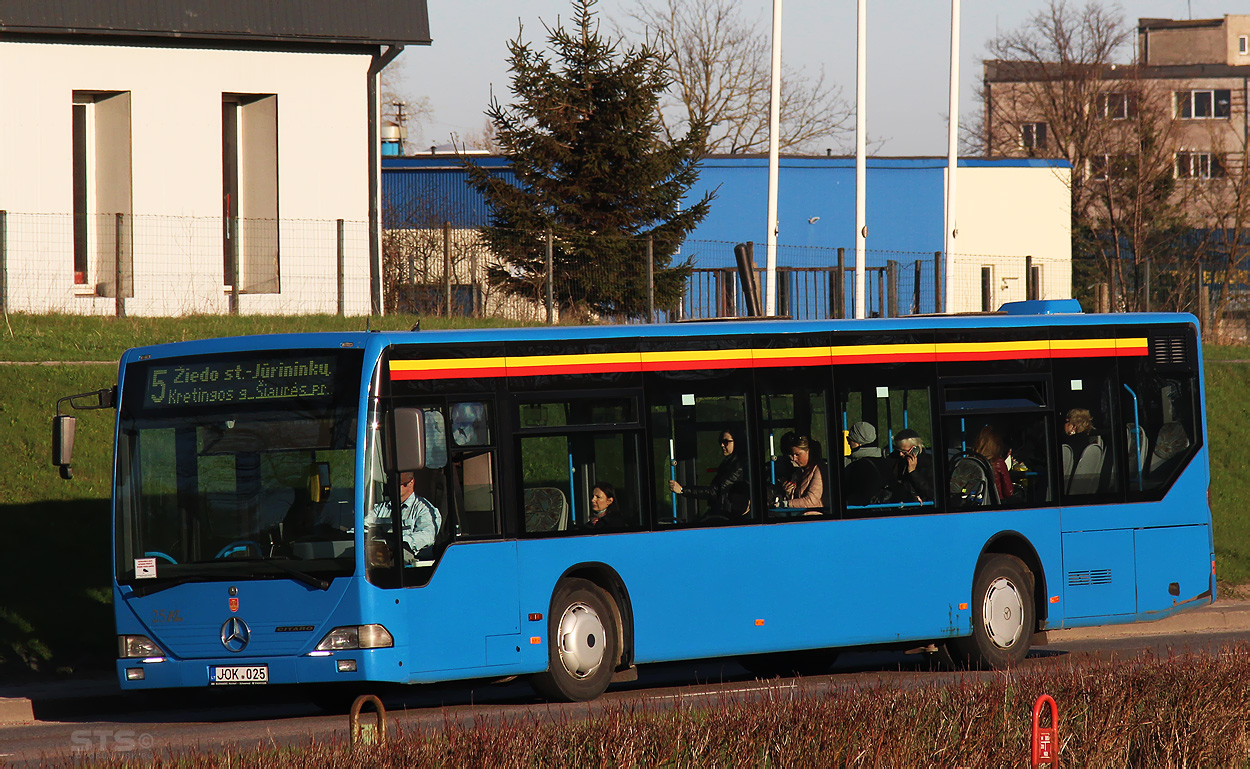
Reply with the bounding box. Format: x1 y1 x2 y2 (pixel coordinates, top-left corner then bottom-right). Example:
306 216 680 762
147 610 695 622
209 664 268 685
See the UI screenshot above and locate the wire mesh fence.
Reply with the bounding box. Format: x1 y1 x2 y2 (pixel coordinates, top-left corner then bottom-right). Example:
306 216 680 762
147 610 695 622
7 212 1235 335
0 211 372 316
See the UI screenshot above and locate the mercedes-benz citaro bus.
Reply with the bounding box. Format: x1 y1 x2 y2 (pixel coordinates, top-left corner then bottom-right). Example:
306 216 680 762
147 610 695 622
52 299 1214 703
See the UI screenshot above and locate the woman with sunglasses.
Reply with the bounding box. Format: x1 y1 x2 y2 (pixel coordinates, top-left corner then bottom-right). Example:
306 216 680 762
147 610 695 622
669 429 749 518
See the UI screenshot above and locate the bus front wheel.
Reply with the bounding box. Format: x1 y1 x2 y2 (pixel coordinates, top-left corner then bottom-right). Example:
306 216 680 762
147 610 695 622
531 578 618 702
950 554 1035 670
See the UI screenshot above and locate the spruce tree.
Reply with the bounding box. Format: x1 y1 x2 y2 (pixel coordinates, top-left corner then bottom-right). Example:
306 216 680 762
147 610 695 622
464 0 712 320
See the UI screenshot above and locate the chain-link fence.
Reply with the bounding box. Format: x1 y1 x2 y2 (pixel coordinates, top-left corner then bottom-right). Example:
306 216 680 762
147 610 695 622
0 211 371 316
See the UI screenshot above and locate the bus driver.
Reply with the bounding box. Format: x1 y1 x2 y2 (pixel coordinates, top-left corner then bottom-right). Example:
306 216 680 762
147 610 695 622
365 471 441 562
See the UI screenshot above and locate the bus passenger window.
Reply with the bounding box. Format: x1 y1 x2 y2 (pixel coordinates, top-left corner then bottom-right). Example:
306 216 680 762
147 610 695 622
838 379 935 517
653 391 752 526
517 397 644 534
758 377 831 519
1120 338 1200 499
941 414 1052 510
1053 359 1119 500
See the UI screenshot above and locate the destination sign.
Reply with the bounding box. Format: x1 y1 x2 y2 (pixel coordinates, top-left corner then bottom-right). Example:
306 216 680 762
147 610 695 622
143 356 336 409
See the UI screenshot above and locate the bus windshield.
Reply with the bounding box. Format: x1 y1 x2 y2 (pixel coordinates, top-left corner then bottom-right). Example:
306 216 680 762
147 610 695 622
114 350 363 589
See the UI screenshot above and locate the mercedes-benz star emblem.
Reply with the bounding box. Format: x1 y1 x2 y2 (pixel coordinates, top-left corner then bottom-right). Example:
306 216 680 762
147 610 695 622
220 617 251 652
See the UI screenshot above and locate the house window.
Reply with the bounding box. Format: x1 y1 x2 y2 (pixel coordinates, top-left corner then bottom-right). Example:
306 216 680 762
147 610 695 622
1097 92 1134 119
1088 154 1131 181
1240 35 1248 55
1175 151 1226 179
222 94 280 294
1020 122 1047 151
1175 89 1231 119
72 91 133 297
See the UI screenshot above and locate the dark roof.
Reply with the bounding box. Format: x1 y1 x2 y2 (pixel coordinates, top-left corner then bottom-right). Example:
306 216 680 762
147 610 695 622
0 1 430 46
1138 17 1225 31
984 59 1250 82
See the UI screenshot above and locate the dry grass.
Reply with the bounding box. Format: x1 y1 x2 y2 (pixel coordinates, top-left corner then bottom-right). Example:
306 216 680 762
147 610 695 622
77 644 1250 768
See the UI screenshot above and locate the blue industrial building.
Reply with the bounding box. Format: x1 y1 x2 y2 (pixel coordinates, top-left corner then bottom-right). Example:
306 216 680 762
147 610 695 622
382 154 1071 316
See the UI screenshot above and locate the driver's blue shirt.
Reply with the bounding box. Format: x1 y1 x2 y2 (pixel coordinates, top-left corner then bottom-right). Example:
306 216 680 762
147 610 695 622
365 493 441 557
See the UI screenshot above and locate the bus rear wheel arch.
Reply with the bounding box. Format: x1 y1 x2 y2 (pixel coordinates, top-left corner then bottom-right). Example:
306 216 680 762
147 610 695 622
531 578 619 702
950 553 1035 669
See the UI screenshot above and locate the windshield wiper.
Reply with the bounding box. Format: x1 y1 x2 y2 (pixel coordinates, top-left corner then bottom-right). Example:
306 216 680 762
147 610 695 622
221 556 332 591
127 574 210 598
264 557 332 591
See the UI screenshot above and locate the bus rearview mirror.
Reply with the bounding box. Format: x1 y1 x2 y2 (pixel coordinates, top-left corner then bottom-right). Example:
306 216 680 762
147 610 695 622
387 407 426 472
52 414 77 480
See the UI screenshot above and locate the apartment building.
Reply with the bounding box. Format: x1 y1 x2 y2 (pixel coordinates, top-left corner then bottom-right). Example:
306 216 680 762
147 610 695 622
983 14 1250 220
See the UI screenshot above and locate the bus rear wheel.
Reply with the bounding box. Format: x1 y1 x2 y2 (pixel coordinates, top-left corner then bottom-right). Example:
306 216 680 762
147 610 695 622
531 578 618 702
950 554 1035 669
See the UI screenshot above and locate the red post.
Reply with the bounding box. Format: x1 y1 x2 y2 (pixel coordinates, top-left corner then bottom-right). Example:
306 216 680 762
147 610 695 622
1031 694 1058 766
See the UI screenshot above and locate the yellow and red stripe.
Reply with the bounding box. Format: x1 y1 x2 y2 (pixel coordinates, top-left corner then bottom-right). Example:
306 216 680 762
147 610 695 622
388 337 1149 382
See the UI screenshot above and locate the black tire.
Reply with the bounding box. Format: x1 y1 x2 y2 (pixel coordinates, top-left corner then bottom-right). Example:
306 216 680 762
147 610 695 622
531 578 619 702
740 649 839 678
950 554 1035 669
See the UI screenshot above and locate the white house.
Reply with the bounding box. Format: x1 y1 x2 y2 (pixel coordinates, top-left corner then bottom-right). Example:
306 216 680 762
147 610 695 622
0 1 429 316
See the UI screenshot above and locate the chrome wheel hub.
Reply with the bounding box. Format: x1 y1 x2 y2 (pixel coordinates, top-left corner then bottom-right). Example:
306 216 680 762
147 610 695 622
555 601 606 679
983 576 1024 649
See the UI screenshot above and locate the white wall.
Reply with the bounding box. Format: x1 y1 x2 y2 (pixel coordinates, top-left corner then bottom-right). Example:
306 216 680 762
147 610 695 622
949 165 1073 313
0 40 375 315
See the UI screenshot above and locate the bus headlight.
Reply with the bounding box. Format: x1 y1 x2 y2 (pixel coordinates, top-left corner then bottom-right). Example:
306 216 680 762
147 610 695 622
118 635 164 658
314 624 394 651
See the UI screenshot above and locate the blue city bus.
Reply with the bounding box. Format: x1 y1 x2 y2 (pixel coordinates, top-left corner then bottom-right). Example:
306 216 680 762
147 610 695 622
53 300 1214 701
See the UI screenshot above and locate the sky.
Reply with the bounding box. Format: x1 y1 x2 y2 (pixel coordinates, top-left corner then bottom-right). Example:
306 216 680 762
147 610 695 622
393 0 1228 156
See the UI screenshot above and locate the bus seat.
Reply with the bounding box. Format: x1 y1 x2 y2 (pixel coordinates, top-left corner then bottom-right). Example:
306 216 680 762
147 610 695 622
948 452 999 509
523 487 568 533
1068 437 1104 495
1149 422 1190 475
1061 443 1074 483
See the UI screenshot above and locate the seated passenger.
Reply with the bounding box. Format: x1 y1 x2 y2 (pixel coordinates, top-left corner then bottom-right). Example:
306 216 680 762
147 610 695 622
669 429 749 518
844 421 883 465
586 482 622 529
782 433 825 513
972 425 1013 500
843 422 888 506
891 429 934 502
1062 408 1096 453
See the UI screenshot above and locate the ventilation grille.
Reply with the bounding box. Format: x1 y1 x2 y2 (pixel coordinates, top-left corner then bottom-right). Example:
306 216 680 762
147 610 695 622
1068 569 1113 586
1152 336 1187 366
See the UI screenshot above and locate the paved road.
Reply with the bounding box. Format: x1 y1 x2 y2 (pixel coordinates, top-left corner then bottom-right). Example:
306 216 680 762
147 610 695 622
3 602 1248 765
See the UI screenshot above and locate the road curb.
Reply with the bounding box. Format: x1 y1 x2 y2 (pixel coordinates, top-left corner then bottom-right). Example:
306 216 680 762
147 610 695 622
1045 600 1250 642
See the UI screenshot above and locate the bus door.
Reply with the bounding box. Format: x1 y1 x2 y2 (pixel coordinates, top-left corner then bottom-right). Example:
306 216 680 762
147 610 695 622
368 399 522 673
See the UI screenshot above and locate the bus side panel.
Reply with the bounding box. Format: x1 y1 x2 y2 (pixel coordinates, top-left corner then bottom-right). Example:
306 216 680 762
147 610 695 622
1061 456 1211 534
1135 524 1213 615
516 511 1061 664
1060 529 1136 618
398 541 522 678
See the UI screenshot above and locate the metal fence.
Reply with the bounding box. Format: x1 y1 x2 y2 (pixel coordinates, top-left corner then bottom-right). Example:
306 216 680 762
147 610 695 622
0 211 372 316
0 211 1082 323
384 226 1074 323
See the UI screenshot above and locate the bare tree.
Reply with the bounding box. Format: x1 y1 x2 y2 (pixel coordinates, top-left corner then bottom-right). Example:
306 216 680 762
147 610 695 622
981 0 1195 312
1180 111 1250 331
452 119 501 153
381 67 432 154
617 0 852 154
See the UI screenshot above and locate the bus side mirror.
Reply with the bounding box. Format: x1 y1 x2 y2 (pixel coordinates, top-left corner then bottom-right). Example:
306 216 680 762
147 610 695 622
386 407 426 472
53 414 77 480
